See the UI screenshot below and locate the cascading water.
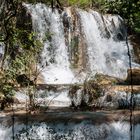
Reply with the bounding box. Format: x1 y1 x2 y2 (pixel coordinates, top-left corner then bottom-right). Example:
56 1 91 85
21 3 140 107
25 3 138 83
25 4 77 84
78 9 135 78
1 3 140 140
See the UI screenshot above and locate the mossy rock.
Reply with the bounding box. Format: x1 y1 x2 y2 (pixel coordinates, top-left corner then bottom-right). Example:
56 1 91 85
84 79 103 100
94 74 121 85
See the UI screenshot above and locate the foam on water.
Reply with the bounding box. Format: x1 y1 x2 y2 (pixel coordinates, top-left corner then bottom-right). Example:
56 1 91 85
0 121 140 140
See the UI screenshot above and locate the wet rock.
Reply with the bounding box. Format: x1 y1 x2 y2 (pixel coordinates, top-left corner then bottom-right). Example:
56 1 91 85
118 98 130 109
106 94 112 102
116 32 124 41
94 74 121 85
62 12 71 29
96 89 140 110
125 68 140 85
130 34 140 64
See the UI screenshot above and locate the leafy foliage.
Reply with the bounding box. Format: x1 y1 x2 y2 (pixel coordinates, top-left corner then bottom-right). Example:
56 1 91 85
23 0 140 33
0 0 43 110
104 0 140 33
0 0 140 110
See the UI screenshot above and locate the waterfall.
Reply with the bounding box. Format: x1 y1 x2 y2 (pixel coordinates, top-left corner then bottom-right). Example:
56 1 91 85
1 3 140 140
78 10 131 78
25 4 77 84
21 3 140 107
24 3 138 84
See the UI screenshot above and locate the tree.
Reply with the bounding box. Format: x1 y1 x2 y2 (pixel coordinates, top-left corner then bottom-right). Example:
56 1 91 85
104 0 140 33
0 0 43 110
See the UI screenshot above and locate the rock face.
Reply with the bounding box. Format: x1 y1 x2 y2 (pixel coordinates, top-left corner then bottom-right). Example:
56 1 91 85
16 4 32 31
130 35 140 64
92 74 122 85
125 68 140 85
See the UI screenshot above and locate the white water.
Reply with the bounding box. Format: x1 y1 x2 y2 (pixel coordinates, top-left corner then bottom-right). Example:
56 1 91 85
35 89 71 107
78 10 132 78
15 88 72 107
15 87 140 109
98 91 140 109
0 121 140 140
6 4 139 139
25 4 76 84
1 3 140 140
24 3 139 84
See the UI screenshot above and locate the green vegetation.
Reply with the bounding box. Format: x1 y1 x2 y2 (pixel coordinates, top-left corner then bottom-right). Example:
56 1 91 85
67 0 91 7
104 0 140 34
0 0 43 110
67 0 140 33
0 0 140 110
70 36 79 68
23 0 140 33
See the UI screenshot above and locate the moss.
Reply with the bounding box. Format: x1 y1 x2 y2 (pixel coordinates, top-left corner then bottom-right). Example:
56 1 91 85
23 0 92 9
70 36 79 68
84 79 103 101
94 74 119 85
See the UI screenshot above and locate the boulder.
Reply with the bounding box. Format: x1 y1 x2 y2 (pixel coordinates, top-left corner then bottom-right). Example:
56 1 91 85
93 74 122 85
